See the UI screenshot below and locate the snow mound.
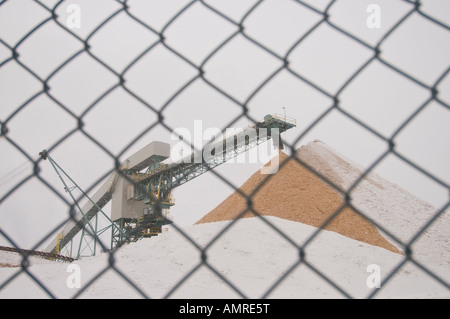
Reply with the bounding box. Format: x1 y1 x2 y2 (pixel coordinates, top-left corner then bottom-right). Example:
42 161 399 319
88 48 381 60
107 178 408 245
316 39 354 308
196 150 400 253
0 217 448 299
1 140 448 299
297 140 450 268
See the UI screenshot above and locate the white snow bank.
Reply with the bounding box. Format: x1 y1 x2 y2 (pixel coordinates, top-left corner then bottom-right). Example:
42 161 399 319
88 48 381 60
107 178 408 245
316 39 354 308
297 140 450 270
1 140 448 299
1 217 448 299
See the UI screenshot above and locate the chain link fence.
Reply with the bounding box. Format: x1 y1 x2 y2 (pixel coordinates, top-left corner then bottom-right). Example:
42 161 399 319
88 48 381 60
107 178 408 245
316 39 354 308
0 0 449 299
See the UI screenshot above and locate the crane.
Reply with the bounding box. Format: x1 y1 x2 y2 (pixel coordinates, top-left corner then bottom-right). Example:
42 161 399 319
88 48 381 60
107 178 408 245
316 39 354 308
43 114 296 258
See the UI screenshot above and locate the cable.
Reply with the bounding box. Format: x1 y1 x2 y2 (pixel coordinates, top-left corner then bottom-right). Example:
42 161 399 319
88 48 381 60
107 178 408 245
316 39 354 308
0 161 32 188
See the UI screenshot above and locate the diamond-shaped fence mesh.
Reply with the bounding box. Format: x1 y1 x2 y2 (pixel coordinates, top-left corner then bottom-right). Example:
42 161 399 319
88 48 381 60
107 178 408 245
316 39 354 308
0 0 449 300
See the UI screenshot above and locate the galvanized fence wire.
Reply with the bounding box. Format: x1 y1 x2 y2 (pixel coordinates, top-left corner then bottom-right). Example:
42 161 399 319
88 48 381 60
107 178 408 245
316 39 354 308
0 0 449 299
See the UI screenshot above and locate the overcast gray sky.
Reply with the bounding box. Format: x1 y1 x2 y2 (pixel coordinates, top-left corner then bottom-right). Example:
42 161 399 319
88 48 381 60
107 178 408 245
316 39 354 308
0 0 449 251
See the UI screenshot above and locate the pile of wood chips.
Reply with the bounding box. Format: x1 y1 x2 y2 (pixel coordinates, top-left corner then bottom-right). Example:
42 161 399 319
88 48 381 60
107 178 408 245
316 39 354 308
196 151 400 254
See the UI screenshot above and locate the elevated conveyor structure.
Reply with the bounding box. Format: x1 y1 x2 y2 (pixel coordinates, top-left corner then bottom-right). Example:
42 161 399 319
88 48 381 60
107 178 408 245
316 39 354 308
44 114 296 256
128 114 297 204
43 142 171 255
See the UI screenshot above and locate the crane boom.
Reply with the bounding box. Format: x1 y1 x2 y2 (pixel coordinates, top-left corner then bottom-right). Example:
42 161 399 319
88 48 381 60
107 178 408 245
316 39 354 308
43 114 296 255
128 114 296 204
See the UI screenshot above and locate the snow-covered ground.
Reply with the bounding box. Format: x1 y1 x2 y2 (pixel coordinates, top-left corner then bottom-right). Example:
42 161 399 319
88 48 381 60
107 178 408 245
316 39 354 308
1 140 448 299
0 216 448 299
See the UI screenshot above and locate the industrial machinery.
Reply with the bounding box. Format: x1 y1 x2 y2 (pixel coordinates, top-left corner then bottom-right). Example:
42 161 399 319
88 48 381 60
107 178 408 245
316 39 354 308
43 114 296 258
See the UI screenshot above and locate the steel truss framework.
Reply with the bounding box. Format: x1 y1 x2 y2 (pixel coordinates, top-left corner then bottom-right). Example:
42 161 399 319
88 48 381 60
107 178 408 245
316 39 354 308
44 114 296 258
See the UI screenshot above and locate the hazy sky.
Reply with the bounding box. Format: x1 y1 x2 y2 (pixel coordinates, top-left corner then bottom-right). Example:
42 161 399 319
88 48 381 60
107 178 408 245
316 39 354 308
0 0 449 251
